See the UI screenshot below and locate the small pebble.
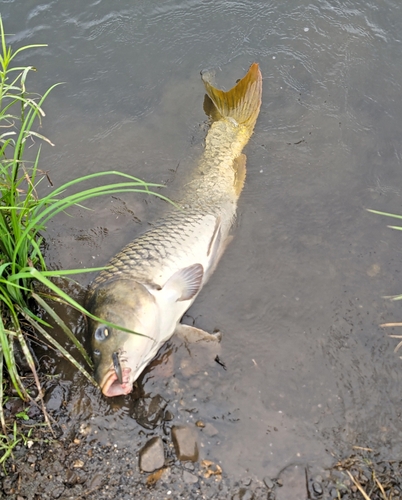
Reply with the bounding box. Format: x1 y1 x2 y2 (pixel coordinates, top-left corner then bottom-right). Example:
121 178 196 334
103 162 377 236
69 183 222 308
263 477 274 489
139 437 165 473
87 473 104 490
329 487 338 498
64 470 78 485
182 470 198 484
276 465 307 500
202 423 219 437
164 410 174 421
171 425 199 462
312 480 323 496
232 488 254 500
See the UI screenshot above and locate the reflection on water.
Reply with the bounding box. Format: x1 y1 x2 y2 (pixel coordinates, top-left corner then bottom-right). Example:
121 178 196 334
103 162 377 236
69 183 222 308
4 0 402 479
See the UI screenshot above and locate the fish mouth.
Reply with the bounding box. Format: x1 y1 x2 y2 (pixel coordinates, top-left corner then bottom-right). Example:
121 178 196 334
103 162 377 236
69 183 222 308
100 367 132 397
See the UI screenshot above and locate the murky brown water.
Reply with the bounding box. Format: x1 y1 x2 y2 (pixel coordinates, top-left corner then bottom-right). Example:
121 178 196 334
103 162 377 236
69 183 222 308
4 0 402 481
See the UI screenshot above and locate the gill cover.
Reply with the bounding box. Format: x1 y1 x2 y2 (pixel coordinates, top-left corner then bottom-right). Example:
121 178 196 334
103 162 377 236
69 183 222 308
87 279 158 387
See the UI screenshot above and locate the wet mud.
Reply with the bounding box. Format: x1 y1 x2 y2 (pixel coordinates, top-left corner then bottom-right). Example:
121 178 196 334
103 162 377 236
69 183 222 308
2 379 402 500
3 324 402 499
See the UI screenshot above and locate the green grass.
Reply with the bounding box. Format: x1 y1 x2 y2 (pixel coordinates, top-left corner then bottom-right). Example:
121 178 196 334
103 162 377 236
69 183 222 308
0 420 28 467
367 208 402 357
367 208 402 300
0 17 168 459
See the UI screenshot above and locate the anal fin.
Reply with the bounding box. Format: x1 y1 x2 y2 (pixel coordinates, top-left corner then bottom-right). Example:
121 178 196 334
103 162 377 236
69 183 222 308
233 153 247 196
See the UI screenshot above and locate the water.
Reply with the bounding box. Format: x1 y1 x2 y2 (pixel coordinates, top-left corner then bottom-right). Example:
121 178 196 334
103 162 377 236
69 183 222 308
4 0 402 480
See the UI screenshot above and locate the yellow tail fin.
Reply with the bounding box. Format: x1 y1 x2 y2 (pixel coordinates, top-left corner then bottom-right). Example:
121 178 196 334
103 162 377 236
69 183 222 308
202 63 262 135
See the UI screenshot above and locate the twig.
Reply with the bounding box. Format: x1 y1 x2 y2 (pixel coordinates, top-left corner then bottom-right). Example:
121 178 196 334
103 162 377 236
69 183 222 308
352 445 374 452
346 470 371 500
374 472 389 500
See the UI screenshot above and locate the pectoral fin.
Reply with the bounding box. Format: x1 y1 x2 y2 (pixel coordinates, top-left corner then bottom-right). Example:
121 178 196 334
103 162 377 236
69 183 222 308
174 323 222 343
162 264 204 302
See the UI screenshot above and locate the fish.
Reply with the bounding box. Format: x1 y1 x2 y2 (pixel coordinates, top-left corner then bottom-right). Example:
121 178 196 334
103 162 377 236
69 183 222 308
87 63 262 397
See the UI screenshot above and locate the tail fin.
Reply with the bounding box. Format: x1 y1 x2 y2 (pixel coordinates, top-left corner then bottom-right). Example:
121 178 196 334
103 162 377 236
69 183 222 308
202 63 262 135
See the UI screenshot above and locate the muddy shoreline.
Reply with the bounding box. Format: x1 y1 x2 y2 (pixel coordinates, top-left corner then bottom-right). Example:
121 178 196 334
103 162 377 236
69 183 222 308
2 377 401 500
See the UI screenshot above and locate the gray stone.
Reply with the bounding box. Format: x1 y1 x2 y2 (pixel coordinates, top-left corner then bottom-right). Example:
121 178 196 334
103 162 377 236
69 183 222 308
139 436 165 472
182 470 198 484
263 476 274 489
329 487 339 499
164 410 174 421
171 425 199 462
202 423 219 437
131 396 167 430
2 476 16 495
276 464 308 500
44 384 68 413
232 488 254 500
64 470 78 485
51 485 65 499
87 473 104 490
312 480 323 496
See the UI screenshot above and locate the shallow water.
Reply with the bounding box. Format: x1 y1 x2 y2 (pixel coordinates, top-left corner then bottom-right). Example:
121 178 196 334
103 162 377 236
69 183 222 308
4 0 402 480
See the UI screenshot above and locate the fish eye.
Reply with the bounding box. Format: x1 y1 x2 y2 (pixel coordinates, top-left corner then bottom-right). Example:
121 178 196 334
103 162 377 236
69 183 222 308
94 325 109 342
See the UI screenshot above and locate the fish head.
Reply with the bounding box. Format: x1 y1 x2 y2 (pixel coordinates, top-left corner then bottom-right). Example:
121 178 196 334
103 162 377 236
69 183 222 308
87 279 161 397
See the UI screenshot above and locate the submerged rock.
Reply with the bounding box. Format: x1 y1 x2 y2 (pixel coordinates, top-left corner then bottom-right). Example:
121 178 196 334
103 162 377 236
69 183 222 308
202 422 219 437
131 395 168 430
139 436 165 472
263 476 274 489
232 488 254 500
311 480 323 496
276 464 308 500
182 470 198 484
44 382 70 413
171 425 199 462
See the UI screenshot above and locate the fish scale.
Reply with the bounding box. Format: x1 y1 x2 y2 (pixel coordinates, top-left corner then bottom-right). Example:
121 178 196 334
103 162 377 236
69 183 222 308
91 209 218 288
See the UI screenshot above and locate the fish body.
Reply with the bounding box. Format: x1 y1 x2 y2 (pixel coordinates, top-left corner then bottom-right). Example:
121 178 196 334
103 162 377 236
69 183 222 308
87 63 262 397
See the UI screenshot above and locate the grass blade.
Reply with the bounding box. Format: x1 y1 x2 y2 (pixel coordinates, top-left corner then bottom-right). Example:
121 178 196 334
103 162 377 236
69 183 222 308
31 291 93 368
366 208 402 220
19 309 97 387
